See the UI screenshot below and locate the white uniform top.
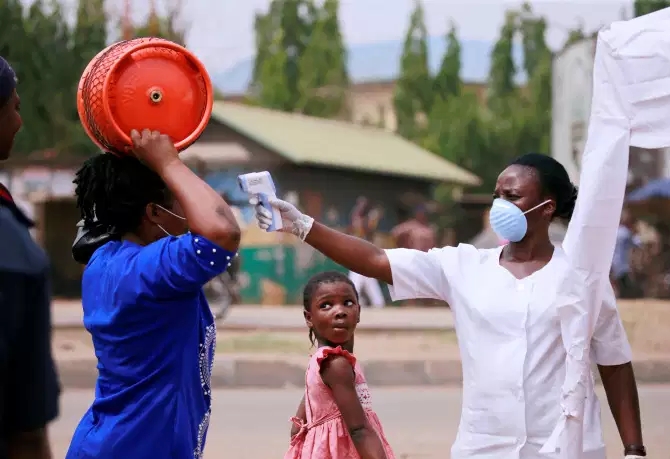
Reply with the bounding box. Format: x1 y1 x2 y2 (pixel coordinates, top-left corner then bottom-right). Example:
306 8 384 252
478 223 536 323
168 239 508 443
385 244 632 459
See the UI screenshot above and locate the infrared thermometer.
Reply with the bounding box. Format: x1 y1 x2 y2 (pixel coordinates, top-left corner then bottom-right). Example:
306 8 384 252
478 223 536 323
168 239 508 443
238 171 283 232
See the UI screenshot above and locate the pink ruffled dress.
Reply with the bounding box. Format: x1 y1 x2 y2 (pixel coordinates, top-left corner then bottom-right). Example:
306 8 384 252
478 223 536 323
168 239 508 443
284 346 396 459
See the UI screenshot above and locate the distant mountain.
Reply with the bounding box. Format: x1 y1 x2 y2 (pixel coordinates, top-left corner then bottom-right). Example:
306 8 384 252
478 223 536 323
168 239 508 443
214 37 526 96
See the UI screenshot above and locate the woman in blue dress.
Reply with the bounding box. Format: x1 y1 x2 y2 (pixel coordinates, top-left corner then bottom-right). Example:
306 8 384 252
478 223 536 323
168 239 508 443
66 129 241 459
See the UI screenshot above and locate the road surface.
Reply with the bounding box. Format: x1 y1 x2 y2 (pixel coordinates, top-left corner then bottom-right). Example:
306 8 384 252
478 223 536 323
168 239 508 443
52 386 668 458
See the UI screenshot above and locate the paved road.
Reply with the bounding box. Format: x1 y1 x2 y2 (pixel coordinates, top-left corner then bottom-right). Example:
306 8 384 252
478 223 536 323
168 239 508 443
52 386 668 458
51 301 454 331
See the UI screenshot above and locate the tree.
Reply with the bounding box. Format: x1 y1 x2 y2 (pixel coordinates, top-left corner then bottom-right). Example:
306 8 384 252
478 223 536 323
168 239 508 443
73 0 107 67
426 21 463 165
257 29 291 110
295 0 348 118
70 0 108 151
251 5 281 92
519 3 552 154
519 2 550 78
634 0 670 17
129 0 187 45
251 0 316 111
563 26 586 49
7 0 90 156
0 0 28 75
487 10 518 116
279 0 316 111
433 21 461 101
482 10 528 180
393 0 432 140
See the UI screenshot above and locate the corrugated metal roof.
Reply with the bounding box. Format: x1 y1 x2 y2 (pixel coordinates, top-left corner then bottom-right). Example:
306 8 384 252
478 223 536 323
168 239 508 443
210 102 481 186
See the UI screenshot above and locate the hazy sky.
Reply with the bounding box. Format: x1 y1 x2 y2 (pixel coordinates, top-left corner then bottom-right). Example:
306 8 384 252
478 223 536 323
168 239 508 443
47 0 634 74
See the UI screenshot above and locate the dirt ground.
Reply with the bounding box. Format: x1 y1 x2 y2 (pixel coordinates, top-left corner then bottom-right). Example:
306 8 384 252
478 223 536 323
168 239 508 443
618 300 670 355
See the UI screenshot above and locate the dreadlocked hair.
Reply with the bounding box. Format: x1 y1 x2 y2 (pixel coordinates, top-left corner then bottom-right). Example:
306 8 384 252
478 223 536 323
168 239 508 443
74 153 170 235
303 271 359 347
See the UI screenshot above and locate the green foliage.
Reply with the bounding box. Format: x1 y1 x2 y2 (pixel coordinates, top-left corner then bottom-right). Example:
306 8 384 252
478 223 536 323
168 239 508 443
427 92 494 180
487 10 518 116
563 25 586 49
72 0 107 65
0 0 106 157
518 3 552 154
128 1 187 45
634 0 670 17
252 0 347 116
424 2 559 193
251 7 280 90
296 0 348 118
433 21 461 101
257 29 291 110
393 0 432 140
0 0 197 158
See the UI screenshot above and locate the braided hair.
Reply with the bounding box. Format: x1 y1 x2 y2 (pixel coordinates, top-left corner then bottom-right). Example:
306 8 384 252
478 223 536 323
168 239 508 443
509 153 578 220
302 271 359 347
73 154 171 235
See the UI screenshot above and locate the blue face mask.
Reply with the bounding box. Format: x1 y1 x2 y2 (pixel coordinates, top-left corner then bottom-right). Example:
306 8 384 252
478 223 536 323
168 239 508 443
489 198 551 243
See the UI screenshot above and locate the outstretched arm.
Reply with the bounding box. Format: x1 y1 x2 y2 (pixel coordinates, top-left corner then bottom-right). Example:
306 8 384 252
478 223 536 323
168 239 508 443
321 356 388 459
251 196 392 283
252 197 451 301
306 222 392 284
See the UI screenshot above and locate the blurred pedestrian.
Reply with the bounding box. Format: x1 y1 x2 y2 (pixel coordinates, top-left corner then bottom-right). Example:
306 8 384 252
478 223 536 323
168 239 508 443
391 204 438 306
611 209 643 298
0 56 60 459
390 204 436 252
348 197 385 308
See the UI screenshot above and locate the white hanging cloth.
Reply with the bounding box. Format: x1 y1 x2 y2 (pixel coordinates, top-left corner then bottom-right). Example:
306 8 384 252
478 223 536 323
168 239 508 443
541 7 670 458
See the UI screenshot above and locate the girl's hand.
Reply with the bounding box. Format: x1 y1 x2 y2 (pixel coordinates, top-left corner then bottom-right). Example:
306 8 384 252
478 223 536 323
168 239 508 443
249 196 314 240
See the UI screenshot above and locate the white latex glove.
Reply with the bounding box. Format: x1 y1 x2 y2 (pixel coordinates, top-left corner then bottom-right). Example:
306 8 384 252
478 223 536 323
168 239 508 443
249 196 314 240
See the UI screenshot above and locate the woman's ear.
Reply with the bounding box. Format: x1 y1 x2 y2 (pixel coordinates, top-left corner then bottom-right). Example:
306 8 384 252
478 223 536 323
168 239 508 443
543 199 556 218
145 203 160 223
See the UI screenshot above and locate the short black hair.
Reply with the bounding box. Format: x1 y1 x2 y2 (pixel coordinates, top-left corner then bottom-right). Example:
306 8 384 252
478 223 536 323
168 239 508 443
73 154 171 235
509 153 578 220
302 271 358 346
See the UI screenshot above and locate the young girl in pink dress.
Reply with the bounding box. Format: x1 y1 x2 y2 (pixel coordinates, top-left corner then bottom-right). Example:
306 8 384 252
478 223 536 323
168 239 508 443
285 271 395 459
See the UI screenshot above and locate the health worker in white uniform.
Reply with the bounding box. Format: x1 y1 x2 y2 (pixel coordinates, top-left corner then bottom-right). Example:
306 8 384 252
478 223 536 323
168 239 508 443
250 153 645 459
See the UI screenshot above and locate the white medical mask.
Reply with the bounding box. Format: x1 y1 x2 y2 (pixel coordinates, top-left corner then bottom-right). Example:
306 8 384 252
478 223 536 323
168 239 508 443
489 198 551 243
154 204 186 237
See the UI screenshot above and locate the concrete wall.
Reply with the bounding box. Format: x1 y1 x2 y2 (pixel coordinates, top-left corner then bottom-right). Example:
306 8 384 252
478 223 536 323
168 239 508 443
552 38 669 187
